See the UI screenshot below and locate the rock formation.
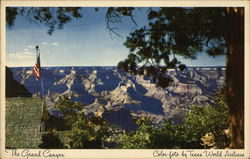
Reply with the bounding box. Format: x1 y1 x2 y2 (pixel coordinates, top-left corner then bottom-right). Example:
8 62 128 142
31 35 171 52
9 66 225 130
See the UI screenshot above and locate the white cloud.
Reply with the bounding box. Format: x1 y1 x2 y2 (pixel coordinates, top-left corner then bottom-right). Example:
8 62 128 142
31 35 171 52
23 51 33 55
42 42 48 45
8 51 34 59
52 42 59 46
27 45 34 48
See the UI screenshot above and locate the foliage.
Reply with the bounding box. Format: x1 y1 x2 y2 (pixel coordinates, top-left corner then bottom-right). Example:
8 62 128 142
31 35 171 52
55 96 118 148
6 7 136 36
185 105 229 148
64 114 112 148
5 89 229 149
5 98 43 148
38 129 64 149
52 90 229 149
6 7 82 35
55 96 83 126
105 7 137 37
118 7 228 87
117 118 195 149
185 88 230 148
117 88 229 149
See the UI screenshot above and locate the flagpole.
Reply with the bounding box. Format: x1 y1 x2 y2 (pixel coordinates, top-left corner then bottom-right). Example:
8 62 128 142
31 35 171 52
37 78 38 96
36 45 49 132
36 46 39 96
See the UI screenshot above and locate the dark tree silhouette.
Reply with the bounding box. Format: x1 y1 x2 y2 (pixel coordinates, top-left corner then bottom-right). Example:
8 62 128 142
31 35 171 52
120 8 227 86
6 7 136 35
38 130 64 149
6 7 82 35
6 7 245 148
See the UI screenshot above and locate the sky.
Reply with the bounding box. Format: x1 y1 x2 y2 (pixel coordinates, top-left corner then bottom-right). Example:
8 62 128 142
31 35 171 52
6 7 226 67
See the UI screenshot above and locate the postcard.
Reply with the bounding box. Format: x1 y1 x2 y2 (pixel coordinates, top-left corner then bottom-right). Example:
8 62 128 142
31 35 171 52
1 0 250 159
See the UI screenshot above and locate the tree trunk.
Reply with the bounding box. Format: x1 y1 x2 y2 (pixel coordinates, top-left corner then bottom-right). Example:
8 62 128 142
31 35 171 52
225 7 244 148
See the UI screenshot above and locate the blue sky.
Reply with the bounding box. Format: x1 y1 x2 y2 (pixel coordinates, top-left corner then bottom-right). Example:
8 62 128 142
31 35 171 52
6 7 226 67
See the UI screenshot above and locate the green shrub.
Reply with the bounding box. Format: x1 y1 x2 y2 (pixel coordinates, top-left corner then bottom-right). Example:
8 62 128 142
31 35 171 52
184 88 229 148
55 96 118 149
38 130 64 149
54 89 229 149
117 88 229 149
117 119 152 149
55 96 83 126
117 119 194 149
63 112 120 149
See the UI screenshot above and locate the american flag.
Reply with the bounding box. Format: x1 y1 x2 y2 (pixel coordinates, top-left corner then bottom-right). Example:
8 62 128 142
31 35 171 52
33 47 41 80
